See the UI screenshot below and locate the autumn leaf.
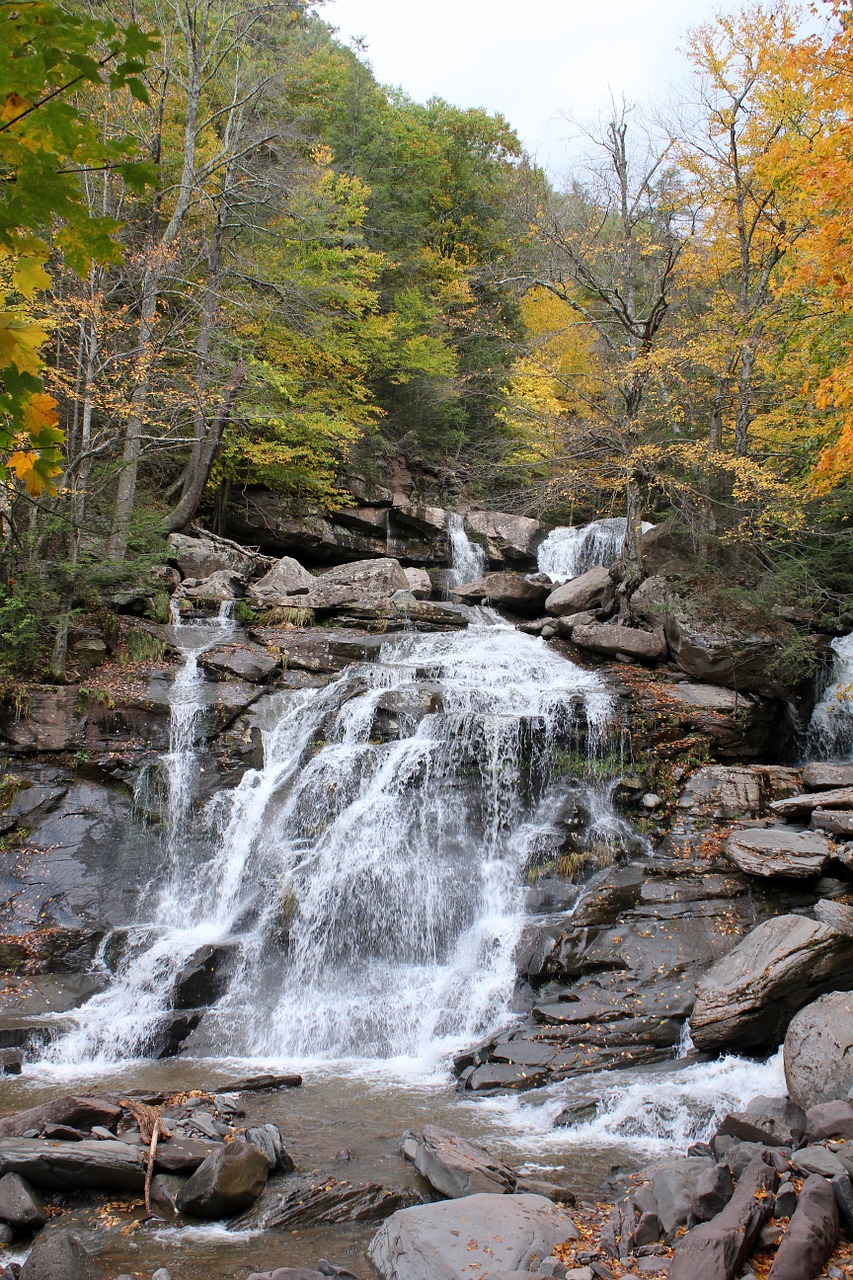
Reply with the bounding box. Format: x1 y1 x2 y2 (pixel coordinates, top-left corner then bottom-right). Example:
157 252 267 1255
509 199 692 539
23 391 59 433
0 312 48 374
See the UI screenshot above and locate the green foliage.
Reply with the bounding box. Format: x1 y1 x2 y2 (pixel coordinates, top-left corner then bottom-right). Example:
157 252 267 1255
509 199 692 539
0 580 52 677
0 1 155 493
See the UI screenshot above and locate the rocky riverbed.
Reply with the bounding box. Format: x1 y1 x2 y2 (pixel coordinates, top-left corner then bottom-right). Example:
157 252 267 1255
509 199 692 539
1 501 852 1279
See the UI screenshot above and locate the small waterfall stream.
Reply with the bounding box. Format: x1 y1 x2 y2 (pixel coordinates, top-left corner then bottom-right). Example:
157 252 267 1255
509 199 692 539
538 517 654 582
446 513 486 588
808 631 853 759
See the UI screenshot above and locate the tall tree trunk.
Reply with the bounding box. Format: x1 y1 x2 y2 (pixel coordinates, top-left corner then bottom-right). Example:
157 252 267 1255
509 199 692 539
162 361 246 533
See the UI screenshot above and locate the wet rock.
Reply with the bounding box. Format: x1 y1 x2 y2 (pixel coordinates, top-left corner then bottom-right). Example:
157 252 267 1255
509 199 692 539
690 915 853 1054
0 1052 21 1076
663 612 783 697
368 1192 578 1280
149 1172 187 1216
244 1124 294 1174
149 1137 222 1174
0 1173 45 1232
545 567 615 617
832 1171 853 1235
0 1138 146 1191
247 556 315 607
167 532 261 580
451 571 549 615
401 1125 516 1198
667 1153 778 1280
745 1095 806 1144
0 1096 120 1139
175 1138 269 1217
785 992 853 1109
173 944 237 1009
179 569 246 603
147 1009 202 1058
257 1179 418 1228
213 1073 302 1093
463 511 544 566
651 1156 717 1238
552 610 598 638
18 1229 96 1280
0 687 83 753
715 1112 791 1147
571 623 665 663
723 827 832 878
767 1173 838 1279
199 643 279 684
771 786 853 818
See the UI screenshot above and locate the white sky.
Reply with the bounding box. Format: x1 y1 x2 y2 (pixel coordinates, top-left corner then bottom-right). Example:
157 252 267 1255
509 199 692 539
319 0 740 179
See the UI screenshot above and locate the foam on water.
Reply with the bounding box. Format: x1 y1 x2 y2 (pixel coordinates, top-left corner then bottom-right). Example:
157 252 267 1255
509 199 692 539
472 1049 785 1157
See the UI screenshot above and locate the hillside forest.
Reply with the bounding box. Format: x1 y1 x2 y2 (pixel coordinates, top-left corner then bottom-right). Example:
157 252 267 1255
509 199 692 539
1 0 853 682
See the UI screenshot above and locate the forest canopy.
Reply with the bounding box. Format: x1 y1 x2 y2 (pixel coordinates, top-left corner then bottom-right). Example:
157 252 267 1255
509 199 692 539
1 0 852 674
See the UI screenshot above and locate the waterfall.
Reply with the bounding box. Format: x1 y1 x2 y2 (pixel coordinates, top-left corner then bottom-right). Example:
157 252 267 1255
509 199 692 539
808 632 853 760
447 513 486 588
47 616 623 1072
538 518 654 583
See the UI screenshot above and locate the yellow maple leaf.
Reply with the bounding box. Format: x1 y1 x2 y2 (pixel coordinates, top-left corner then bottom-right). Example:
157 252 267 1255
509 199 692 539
0 312 48 375
8 450 61 497
12 253 51 300
0 92 30 125
23 392 59 433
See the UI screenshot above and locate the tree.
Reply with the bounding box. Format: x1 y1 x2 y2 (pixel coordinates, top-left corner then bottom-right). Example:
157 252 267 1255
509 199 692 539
0 0 154 496
533 106 685 586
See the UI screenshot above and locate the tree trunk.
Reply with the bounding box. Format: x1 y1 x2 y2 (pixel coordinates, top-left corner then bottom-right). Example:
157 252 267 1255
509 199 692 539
162 361 246 533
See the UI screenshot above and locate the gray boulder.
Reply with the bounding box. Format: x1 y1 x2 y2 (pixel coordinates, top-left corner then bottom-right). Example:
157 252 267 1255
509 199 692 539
0 1138 146 1192
545 566 615 616
0 1173 45 1231
368 1192 577 1280
244 1123 294 1174
451 572 549 615
803 763 853 790
178 569 246 603
167 532 260 580
571 623 665 662
812 809 853 836
401 1125 516 1199
404 568 432 599
690 915 853 1053
247 556 315 607
175 1138 269 1217
723 827 833 879
0 1096 120 1139
771 786 853 818
463 511 543 565
785 992 853 1109
19 1229 96 1280
307 558 410 612
199 643 279 684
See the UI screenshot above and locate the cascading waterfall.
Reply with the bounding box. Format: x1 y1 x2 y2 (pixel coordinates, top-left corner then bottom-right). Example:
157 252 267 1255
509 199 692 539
49 615 620 1071
538 518 654 583
808 632 853 760
447 512 486 588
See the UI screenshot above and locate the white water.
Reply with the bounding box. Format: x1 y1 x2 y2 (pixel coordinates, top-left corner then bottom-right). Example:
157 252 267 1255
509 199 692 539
475 1049 785 1158
808 632 853 760
447 512 487 588
47 615 619 1072
538 518 654 583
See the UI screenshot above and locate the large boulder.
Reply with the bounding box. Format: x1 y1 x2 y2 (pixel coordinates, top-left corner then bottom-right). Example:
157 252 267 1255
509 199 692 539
545 566 615 616
665 616 783 696
175 1138 269 1217
178 569 246 603
198 642 280 684
463 512 543 566
785 992 853 1109
368 1192 577 1280
571 623 665 663
450 572 549 616
803 762 853 790
771 786 853 819
19 1229 96 1280
167 532 260 580
247 556 315 607
401 1126 516 1199
307 558 410 613
404 568 432 599
0 1138 146 1191
690 915 853 1053
723 827 833 879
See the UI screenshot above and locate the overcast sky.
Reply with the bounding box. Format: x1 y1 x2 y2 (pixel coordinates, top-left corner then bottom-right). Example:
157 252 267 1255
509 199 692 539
319 0 740 179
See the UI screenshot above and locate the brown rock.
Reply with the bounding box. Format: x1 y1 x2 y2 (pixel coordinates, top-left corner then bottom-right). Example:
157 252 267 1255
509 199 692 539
571 623 666 662
723 827 833 878
545 566 615 616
